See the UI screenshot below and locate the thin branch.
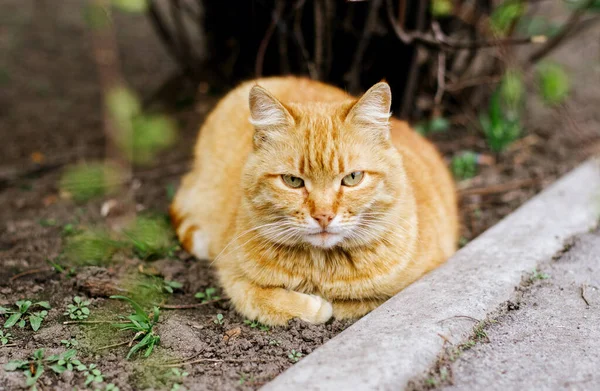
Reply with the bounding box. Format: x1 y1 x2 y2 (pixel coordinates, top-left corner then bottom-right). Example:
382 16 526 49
528 0 597 63
255 0 286 77
159 298 225 310
433 51 447 115
9 268 52 282
313 0 325 79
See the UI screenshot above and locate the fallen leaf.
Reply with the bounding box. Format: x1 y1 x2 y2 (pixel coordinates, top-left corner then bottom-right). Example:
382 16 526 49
223 327 241 343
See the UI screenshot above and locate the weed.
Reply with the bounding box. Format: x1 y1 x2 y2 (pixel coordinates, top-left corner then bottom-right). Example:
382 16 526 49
269 339 281 346
5 349 80 390
64 229 122 266
103 384 120 391
0 330 13 345
480 89 522 152
194 287 220 303
530 268 550 282
244 319 270 332
167 368 189 391
288 349 303 363
83 363 104 386
213 314 225 325
163 280 183 294
38 218 58 227
451 151 478 180
123 215 179 260
138 277 183 295
238 372 255 385
60 162 123 202
64 296 91 320
61 338 79 348
110 295 161 359
0 300 51 331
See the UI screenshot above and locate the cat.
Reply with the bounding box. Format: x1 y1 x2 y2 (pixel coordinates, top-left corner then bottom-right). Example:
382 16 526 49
171 76 458 326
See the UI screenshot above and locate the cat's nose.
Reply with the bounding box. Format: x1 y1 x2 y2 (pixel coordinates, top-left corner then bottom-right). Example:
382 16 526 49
312 212 335 229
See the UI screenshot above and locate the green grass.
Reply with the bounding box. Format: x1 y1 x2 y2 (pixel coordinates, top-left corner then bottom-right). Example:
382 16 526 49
0 330 13 345
110 295 161 359
194 287 220 303
244 319 270 332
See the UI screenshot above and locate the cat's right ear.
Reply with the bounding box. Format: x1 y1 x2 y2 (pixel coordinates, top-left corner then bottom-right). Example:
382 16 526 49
249 86 294 148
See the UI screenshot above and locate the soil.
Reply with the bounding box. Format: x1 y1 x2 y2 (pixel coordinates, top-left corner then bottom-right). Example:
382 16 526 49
0 1 599 391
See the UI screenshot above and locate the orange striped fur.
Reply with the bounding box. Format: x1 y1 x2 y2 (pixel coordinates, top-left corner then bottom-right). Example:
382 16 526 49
171 77 458 325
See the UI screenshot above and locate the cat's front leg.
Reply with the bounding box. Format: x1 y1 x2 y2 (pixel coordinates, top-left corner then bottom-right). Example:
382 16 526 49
222 272 333 326
332 298 386 320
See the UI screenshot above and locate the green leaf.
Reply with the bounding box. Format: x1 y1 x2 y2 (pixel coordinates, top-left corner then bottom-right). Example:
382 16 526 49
35 301 51 309
5 360 29 371
431 0 453 18
84 3 111 30
111 0 148 13
428 117 450 133
490 0 526 36
4 313 22 328
49 364 66 374
29 315 43 331
537 62 570 105
500 69 525 108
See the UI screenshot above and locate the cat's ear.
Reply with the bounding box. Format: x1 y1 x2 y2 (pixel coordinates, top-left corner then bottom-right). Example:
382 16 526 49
249 85 294 147
345 82 392 137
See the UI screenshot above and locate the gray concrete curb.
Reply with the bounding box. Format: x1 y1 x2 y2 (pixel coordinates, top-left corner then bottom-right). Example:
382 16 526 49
263 159 600 391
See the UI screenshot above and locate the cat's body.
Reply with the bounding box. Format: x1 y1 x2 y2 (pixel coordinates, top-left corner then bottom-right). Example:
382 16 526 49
171 76 458 325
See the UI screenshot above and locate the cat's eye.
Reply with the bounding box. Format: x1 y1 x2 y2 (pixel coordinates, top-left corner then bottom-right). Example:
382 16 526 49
341 171 364 187
281 174 305 189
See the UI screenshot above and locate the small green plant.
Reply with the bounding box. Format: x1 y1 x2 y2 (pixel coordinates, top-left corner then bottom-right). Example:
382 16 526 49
103 384 120 391
64 296 91 320
238 372 255 385
83 363 104 386
451 151 478 180
163 280 183 294
60 162 123 202
414 116 450 136
123 216 179 260
288 349 303 363
38 218 58 227
1 300 51 331
269 339 281 346
61 338 79 348
537 62 570 105
0 330 13 345
110 295 161 359
194 287 220 303
480 90 522 152
244 319 270 332
5 349 81 390
64 229 122 266
530 268 550 282
167 368 189 391
213 314 225 325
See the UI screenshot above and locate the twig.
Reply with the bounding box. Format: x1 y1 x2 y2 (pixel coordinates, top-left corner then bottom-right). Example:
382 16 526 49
153 357 276 368
292 0 317 79
580 284 590 306
63 320 129 325
528 0 596 64
159 298 225 309
97 340 130 350
344 0 382 92
438 315 481 324
9 268 52 282
255 0 286 77
0 344 18 348
459 179 538 197
385 0 546 50
433 51 447 115
446 75 503 92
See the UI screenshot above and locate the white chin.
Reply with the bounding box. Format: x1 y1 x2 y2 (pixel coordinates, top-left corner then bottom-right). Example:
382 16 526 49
304 233 344 249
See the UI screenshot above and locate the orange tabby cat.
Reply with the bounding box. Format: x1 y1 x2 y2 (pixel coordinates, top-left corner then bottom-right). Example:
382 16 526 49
171 76 458 325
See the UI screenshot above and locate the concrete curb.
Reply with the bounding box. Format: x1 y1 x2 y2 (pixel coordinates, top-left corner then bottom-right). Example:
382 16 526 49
263 159 600 391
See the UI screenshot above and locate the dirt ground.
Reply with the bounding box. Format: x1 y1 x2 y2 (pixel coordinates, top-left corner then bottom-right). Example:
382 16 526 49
1 1 599 390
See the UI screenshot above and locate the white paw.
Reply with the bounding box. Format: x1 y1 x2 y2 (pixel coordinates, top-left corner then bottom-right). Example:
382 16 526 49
299 294 333 324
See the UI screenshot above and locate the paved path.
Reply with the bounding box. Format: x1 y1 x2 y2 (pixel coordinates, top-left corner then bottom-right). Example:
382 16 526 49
442 230 600 391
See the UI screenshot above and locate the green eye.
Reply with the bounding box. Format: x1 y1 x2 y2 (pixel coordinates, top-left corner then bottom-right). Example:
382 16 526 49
341 171 364 187
282 174 305 189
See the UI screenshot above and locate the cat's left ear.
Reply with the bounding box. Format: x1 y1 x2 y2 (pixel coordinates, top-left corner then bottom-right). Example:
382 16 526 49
345 82 392 138
249 85 294 148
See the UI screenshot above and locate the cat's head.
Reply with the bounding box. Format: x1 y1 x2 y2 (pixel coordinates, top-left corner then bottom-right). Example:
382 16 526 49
242 82 406 250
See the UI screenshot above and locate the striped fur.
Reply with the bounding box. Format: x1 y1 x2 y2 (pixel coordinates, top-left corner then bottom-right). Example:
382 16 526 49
171 77 458 325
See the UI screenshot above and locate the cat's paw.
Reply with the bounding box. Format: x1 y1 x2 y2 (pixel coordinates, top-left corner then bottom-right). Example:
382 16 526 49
299 294 333 324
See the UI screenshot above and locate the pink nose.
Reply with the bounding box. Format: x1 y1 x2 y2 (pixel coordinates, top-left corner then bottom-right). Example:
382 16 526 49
312 212 335 229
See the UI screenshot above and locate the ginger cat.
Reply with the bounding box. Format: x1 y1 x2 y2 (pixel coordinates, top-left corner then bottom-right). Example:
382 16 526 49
171 77 458 326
